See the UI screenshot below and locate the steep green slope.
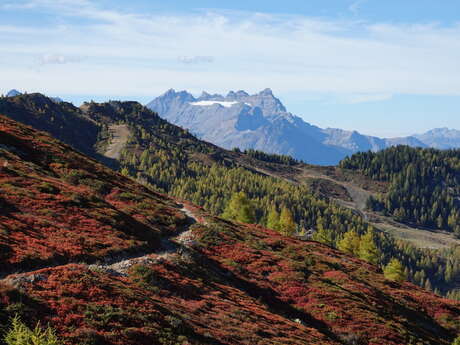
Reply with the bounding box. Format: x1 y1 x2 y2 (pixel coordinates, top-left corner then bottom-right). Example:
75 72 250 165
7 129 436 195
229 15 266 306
340 146 460 234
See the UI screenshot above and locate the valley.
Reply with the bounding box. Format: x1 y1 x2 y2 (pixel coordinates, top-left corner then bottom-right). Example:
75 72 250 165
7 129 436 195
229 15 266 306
295 165 460 250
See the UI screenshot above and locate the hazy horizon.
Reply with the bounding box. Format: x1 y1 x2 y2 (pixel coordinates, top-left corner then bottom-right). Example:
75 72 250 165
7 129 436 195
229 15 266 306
4 87 459 138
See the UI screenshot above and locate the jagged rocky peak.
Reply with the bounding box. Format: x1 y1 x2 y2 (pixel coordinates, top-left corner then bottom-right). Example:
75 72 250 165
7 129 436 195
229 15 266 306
173 89 195 101
6 89 22 97
259 88 274 96
199 91 213 100
226 91 237 98
196 88 286 113
246 88 286 113
197 91 224 101
226 90 249 100
236 90 249 97
161 88 176 97
161 88 194 100
152 88 287 112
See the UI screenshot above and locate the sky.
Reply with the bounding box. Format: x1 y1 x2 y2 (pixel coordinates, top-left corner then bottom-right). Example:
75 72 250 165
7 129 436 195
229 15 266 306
1 0 460 137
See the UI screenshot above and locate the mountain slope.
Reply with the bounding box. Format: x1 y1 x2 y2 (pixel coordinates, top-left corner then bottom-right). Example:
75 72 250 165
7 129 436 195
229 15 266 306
0 93 102 161
1 114 460 344
339 146 460 234
0 93 366 238
2 93 460 299
147 89 347 165
147 89 428 165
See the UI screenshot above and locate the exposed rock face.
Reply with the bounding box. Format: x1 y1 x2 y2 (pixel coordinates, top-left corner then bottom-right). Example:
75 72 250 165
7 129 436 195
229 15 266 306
147 89 429 165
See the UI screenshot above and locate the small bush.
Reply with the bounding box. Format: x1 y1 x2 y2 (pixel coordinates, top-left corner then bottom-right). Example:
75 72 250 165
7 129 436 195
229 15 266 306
70 328 108 345
63 169 87 185
80 178 111 195
84 304 129 328
129 265 161 292
37 182 59 194
68 193 87 206
118 192 143 202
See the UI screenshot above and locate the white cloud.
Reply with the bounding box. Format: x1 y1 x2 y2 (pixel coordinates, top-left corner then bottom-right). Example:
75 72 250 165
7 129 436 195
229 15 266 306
1 0 460 103
178 56 214 64
38 54 83 65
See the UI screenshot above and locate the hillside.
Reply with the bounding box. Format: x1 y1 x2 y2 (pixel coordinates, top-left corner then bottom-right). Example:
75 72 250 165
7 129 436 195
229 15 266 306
3 93 460 299
0 93 367 237
1 114 460 344
340 146 460 234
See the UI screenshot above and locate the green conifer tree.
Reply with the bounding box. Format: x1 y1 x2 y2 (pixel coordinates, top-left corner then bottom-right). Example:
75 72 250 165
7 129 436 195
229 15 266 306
266 205 280 231
5 315 62 345
313 224 334 246
279 206 296 236
337 230 360 256
221 192 256 224
358 229 380 265
383 258 406 282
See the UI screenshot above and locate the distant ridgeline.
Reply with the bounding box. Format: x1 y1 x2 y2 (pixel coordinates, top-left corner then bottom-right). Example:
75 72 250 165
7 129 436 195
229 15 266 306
340 146 460 235
2 93 460 299
148 88 460 165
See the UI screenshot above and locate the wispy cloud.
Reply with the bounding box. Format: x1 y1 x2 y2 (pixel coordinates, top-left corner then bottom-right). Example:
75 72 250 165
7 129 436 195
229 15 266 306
1 0 460 103
178 56 214 64
38 54 83 65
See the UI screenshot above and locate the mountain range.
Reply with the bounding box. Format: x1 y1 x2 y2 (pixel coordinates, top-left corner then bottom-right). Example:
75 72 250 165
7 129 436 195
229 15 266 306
147 89 460 165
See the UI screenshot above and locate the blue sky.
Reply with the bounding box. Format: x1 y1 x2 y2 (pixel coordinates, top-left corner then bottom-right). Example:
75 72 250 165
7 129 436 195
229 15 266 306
1 0 460 137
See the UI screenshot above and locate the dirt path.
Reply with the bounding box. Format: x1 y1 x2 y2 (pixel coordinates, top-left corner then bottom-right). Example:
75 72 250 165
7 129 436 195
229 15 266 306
299 167 460 249
370 213 460 249
300 168 371 214
104 124 130 159
2 205 199 286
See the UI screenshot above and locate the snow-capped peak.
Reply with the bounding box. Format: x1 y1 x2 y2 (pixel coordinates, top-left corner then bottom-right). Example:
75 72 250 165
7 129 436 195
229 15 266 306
189 100 249 108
